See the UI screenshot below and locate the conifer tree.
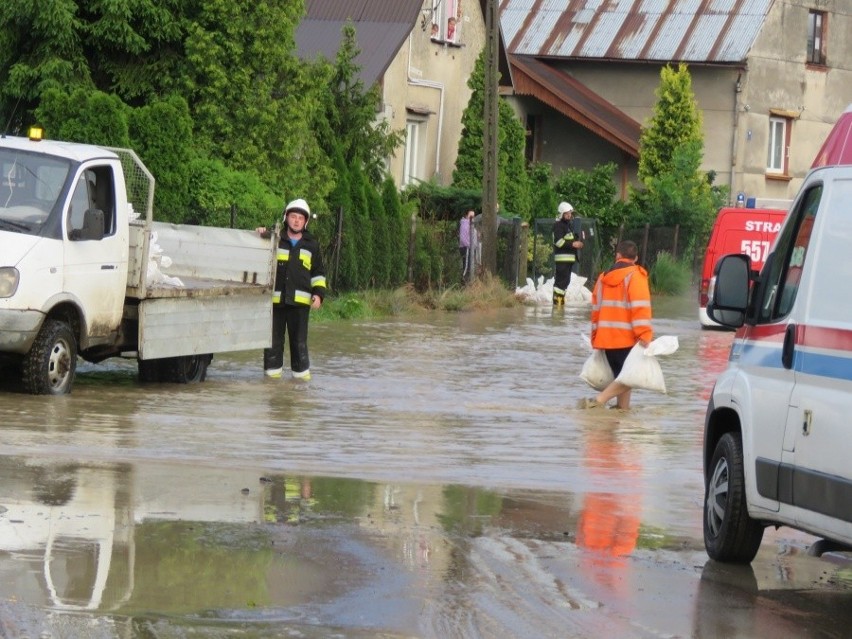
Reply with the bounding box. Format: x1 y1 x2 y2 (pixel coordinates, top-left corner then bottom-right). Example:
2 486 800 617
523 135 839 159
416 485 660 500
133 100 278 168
638 63 703 183
382 177 407 286
636 63 721 239
453 51 530 220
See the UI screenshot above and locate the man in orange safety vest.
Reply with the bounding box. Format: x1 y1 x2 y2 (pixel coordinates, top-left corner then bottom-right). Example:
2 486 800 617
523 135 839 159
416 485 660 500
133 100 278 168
581 240 653 410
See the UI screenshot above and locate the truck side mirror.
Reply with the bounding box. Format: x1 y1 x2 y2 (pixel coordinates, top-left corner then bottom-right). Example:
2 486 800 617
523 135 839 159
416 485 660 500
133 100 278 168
707 254 751 327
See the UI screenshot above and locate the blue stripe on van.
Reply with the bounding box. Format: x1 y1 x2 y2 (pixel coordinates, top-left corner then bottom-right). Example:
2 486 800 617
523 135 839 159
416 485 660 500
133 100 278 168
799 350 852 381
739 340 852 381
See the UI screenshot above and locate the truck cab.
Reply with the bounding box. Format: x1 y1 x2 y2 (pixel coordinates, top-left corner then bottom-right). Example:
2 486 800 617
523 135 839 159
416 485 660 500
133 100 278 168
1 136 130 389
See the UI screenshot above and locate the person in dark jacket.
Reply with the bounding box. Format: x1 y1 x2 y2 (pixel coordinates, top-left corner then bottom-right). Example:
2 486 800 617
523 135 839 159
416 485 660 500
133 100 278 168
257 198 327 380
552 201 584 306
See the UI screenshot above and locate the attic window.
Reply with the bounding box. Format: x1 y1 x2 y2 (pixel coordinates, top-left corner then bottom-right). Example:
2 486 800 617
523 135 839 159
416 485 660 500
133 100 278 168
429 0 462 44
807 10 826 66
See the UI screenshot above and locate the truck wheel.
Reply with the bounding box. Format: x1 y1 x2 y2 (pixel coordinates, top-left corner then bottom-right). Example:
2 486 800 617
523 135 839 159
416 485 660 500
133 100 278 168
164 354 212 384
22 319 77 395
137 358 165 383
704 432 764 563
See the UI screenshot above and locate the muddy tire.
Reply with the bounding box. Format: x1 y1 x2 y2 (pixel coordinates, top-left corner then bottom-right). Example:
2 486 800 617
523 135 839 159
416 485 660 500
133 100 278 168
163 354 212 384
22 319 77 395
137 358 165 383
704 432 764 563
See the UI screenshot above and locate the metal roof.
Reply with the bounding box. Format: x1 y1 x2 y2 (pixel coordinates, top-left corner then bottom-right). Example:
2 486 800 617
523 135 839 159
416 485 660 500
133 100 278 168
296 0 425 87
510 55 641 156
500 0 774 63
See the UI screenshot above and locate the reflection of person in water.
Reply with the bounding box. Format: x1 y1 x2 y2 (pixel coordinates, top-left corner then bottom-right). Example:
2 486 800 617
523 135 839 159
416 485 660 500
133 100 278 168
285 477 316 523
576 424 642 592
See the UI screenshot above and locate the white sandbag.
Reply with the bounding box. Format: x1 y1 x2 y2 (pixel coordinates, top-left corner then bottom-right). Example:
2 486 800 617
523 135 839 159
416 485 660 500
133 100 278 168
615 343 666 393
146 232 184 287
564 275 592 303
580 349 614 391
514 276 554 305
644 335 679 357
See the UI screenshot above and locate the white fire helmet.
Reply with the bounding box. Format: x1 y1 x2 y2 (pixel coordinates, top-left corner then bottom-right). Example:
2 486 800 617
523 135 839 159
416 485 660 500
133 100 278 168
285 198 310 219
558 201 574 215
284 199 311 229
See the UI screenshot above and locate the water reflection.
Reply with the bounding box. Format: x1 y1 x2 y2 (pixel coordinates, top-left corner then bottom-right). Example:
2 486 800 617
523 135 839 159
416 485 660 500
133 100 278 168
1 454 852 636
576 421 642 594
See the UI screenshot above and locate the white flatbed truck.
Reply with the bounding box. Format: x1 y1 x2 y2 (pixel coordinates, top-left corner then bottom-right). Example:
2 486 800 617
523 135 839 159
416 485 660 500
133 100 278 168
0 131 275 394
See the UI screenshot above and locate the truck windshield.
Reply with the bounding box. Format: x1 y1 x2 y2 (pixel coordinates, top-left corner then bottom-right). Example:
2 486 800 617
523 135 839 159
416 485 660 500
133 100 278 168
0 149 70 236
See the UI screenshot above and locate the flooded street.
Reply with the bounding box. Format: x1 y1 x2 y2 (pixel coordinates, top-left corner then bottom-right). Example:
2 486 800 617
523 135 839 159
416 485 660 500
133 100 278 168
2 293 852 638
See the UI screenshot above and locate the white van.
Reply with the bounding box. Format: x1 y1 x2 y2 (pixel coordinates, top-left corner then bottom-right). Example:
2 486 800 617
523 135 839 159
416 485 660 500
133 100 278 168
702 104 852 563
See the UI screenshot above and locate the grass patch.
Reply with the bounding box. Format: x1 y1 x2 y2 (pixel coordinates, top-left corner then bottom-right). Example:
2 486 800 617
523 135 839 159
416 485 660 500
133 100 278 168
314 274 520 322
649 251 691 296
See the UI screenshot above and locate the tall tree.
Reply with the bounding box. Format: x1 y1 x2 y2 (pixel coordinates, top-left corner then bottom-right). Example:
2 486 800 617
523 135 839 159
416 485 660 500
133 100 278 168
381 177 407 287
0 0 188 131
316 23 402 187
636 63 721 240
453 51 530 220
638 63 703 183
182 0 331 206
0 0 90 131
2 0 333 211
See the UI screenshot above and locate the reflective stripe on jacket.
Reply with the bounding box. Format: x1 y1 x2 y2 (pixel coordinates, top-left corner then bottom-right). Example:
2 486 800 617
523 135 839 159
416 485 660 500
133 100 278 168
590 262 653 349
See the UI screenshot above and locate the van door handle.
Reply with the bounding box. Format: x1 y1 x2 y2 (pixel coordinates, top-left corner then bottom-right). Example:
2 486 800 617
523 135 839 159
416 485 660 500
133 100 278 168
782 323 796 369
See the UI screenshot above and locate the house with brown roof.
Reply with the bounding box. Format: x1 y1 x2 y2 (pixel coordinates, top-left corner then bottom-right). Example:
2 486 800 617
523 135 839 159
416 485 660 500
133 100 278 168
296 0 494 188
501 0 852 205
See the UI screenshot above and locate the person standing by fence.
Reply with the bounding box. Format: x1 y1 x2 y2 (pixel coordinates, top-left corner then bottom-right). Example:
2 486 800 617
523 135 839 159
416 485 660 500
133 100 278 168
459 209 479 283
552 202 584 305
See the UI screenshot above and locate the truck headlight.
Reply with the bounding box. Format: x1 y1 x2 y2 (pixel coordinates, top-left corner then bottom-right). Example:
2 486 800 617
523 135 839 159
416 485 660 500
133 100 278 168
0 267 20 297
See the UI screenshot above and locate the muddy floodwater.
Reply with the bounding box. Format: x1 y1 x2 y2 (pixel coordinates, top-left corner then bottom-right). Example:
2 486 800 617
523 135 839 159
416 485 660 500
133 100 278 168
2 293 852 638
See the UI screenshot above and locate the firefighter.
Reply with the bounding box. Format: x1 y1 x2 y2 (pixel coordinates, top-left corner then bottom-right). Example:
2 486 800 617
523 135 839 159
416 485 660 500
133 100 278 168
257 198 327 380
552 201 584 305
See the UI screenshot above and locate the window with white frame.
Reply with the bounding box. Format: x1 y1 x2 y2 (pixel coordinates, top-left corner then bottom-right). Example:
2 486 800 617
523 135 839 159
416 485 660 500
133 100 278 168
807 10 826 65
431 0 461 43
767 115 791 175
403 119 423 186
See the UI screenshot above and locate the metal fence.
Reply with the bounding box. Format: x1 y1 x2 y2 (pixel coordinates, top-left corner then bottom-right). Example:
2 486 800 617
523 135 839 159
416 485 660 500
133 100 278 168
408 217 695 291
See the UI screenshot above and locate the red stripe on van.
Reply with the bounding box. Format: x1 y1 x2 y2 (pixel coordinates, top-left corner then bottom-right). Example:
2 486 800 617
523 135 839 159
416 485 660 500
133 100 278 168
799 326 852 351
746 324 787 341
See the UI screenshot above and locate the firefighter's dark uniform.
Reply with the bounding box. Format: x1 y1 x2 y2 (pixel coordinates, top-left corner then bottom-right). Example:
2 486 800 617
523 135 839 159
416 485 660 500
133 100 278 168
552 214 582 305
263 228 327 379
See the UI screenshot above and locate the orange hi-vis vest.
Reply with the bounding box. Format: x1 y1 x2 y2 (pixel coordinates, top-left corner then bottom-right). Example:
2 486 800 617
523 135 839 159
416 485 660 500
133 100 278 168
591 262 653 349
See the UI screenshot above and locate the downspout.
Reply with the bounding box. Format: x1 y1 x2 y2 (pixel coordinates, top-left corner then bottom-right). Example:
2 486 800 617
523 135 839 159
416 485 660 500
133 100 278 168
730 72 743 205
407 33 445 178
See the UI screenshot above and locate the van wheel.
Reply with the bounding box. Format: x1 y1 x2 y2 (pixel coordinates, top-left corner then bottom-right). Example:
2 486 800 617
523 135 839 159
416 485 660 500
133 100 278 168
704 432 764 563
163 354 212 384
22 319 77 395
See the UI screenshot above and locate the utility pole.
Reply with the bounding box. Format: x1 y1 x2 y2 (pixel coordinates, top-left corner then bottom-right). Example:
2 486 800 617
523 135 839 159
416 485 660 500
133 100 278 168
481 0 499 276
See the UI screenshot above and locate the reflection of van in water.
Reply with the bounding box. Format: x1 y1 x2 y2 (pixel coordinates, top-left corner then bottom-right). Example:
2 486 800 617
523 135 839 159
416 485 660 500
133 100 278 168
699 206 787 328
